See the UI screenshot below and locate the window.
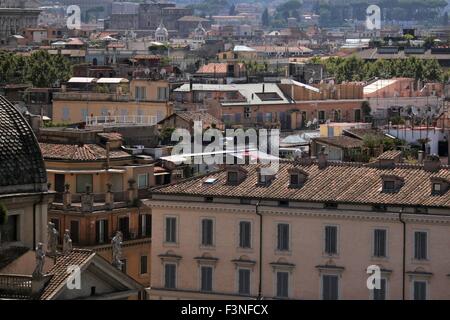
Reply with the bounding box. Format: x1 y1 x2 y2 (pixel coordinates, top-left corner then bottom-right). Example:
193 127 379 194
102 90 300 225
290 174 299 185
200 266 213 292
201 219 214 246
324 226 338 255
322 274 339 300
137 174 148 189
70 220 79 244
121 259 127 273
383 180 395 193
62 107 70 121
164 263 176 289
239 221 251 248
228 171 238 184
118 216 130 240
277 223 290 251
432 183 441 194
238 269 251 295
2 215 18 242
157 87 169 101
413 280 427 300
414 231 427 260
135 86 146 101
373 278 387 300
373 229 387 258
76 174 93 193
165 217 177 243
140 256 148 275
139 214 152 237
354 109 361 122
95 219 108 244
276 271 289 298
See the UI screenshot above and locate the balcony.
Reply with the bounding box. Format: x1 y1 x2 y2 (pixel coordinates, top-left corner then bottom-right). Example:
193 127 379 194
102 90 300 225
85 115 158 127
0 274 32 299
53 91 131 102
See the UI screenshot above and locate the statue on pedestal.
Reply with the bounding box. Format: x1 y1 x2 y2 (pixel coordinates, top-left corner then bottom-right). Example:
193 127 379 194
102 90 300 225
47 222 58 256
111 231 123 271
32 243 45 279
63 229 72 254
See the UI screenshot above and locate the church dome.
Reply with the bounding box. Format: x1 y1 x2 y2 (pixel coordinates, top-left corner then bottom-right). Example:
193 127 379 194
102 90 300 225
155 21 169 41
0 96 47 195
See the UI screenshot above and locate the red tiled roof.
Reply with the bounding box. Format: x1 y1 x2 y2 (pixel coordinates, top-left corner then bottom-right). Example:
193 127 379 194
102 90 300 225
152 161 450 208
39 143 131 161
174 111 222 125
313 136 364 149
197 63 228 74
40 249 95 300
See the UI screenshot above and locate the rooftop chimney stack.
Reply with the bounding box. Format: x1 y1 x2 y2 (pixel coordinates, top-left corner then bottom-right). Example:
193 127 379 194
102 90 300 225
318 146 328 169
418 150 424 163
423 154 441 172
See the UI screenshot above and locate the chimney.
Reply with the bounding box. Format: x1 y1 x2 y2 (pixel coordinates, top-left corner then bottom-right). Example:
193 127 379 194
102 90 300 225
418 150 424 163
423 154 441 172
262 83 265 93
318 146 328 169
189 78 193 91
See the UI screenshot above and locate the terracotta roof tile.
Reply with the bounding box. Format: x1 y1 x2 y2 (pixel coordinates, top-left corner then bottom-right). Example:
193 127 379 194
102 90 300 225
40 249 95 300
313 136 364 149
152 161 450 208
197 63 228 74
39 143 131 161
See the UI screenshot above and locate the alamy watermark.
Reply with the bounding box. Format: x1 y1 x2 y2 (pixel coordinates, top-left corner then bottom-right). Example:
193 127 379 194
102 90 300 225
171 121 279 175
366 5 381 30
67 5 81 30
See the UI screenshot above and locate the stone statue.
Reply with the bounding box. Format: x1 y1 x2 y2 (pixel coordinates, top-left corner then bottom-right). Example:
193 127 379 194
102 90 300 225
47 222 58 256
63 229 72 254
32 243 45 279
111 231 123 271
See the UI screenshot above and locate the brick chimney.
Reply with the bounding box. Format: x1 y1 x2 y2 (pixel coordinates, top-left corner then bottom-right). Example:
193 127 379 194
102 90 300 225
318 146 328 169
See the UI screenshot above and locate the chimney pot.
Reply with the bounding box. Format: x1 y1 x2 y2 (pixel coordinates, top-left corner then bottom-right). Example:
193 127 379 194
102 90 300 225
318 146 328 169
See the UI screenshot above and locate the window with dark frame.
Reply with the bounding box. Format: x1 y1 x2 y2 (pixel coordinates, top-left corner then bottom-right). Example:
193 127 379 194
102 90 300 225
140 256 148 275
70 220 79 244
164 263 176 289
413 280 427 300
200 266 213 292
322 274 339 300
239 221 251 248
277 223 290 251
238 269 251 295
324 225 338 255
95 219 108 244
414 231 428 260
201 219 214 246
373 278 387 300
373 229 387 257
276 271 289 298
165 217 177 243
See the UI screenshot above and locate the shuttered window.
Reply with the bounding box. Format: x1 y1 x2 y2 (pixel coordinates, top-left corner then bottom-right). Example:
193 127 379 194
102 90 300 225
238 269 251 295
322 275 339 300
324 226 338 255
139 214 152 237
95 219 108 244
276 272 289 298
70 220 79 244
373 278 387 300
200 266 213 292
414 231 427 260
201 219 214 246
165 217 177 243
277 224 290 251
239 221 251 248
413 281 427 300
164 264 176 289
373 229 387 257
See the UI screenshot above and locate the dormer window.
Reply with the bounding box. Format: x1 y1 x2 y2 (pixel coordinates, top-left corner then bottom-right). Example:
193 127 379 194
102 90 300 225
430 177 449 195
383 180 395 193
381 175 404 193
228 171 238 184
257 167 276 186
288 168 308 188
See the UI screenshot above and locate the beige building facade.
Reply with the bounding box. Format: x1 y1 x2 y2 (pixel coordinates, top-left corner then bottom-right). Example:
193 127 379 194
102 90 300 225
146 158 450 300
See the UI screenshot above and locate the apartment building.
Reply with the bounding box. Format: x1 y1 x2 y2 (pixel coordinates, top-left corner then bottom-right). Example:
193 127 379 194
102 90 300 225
174 81 366 130
146 154 450 300
52 78 172 124
39 131 156 286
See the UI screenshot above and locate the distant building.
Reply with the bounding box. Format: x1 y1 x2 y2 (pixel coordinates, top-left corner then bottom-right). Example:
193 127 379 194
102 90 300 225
0 0 41 44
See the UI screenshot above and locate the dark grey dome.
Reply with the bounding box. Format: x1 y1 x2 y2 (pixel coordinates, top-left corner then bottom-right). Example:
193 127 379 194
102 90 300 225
0 95 47 195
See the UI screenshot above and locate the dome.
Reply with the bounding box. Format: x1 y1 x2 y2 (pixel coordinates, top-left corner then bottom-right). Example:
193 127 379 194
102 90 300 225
0 96 47 195
155 21 169 41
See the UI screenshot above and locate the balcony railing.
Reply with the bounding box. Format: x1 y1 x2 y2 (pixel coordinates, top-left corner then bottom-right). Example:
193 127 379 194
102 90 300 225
0 274 32 299
53 92 131 102
85 115 158 127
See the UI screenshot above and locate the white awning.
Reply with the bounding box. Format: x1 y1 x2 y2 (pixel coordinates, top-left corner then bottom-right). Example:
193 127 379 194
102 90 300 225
68 77 97 84
96 78 129 84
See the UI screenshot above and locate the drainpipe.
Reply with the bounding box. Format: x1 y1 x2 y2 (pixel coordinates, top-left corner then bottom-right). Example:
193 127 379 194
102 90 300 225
399 208 406 300
255 199 262 299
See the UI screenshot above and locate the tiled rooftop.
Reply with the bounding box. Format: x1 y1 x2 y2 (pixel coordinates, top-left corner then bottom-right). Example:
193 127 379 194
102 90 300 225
39 143 132 161
152 161 450 208
0 96 47 194
313 136 364 149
